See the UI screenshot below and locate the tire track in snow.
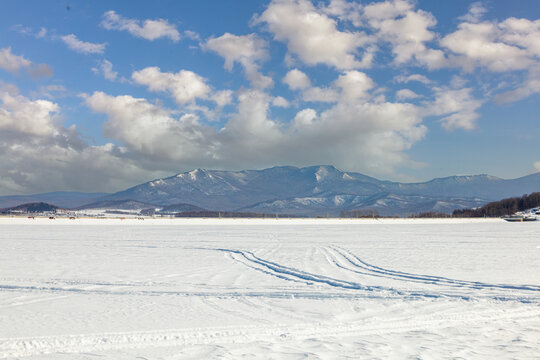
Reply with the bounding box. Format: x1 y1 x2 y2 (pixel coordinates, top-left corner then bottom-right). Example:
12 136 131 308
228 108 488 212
2 307 538 358
206 248 540 303
0 284 392 300
327 246 540 292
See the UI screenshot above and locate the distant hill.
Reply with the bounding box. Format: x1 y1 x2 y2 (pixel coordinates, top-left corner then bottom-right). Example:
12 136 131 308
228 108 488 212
453 192 540 217
99 166 540 216
2 166 539 216
0 202 59 213
76 199 157 211
0 192 108 209
158 203 206 214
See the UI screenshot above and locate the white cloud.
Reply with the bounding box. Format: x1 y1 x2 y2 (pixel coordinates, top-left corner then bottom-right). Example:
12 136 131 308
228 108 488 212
293 108 317 127
303 87 339 103
394 74 432 84
36 85 67 99
211 90 234 107
363 0 446 69
11 25 48 39
283 69 311 90
92 59 118 81
440 14 540 102
0 47 31 73
458 2 487 23
534 161 540 172
132 67 210 105
36 27 47 39
85 92 216 162
254 0 371 69
204 33 273 89
426 87 482 131
83 87 427 179
0 47 52 78
61 34 106 54
495 66 540 103
322 0 364 27
396 89 420 100
287 70 374 104
272 96 290 107
101 10 180 42
0 90 58 136
183 30 200 41
441 17 540 72
0 89 159 194
334 70 374 102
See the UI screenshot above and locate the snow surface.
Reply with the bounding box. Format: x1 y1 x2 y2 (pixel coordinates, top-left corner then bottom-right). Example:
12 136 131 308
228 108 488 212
0 218 539 359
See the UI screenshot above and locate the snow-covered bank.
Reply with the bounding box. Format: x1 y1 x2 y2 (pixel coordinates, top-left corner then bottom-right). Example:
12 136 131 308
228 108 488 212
0 216 506 226
0 220 539 358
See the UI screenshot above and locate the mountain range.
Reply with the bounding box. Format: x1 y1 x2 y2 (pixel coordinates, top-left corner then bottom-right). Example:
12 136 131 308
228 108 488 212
2 165 538 216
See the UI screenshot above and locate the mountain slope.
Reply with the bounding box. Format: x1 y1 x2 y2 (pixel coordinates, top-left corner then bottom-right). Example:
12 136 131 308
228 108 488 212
99 166 540 216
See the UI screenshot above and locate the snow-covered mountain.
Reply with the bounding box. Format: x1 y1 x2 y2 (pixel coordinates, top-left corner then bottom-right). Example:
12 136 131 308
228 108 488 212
97 166 540 216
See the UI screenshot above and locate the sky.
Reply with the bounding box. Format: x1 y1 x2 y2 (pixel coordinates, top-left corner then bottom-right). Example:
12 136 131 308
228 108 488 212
1 0 540 195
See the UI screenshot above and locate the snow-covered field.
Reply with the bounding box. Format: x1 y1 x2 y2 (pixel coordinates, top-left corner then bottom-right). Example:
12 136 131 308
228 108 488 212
1 218 539 359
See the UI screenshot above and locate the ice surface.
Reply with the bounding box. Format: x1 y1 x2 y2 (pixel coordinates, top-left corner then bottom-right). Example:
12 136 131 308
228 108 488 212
0 218 539 359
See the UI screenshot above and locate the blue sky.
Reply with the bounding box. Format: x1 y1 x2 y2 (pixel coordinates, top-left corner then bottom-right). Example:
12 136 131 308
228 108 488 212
1 0 540 194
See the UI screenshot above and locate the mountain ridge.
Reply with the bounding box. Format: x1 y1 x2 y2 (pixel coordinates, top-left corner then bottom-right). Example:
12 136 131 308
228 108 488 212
1 166 538 216
98 166 540 216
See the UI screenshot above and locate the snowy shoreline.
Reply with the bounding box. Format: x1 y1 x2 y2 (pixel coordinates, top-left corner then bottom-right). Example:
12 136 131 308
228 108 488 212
0 216 507 225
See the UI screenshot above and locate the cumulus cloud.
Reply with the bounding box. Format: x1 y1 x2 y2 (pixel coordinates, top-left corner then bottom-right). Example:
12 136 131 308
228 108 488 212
101 10 180 42
92 59 119 81
283 69 311 90
0 90 58 137
534 161 540 173
440 12 540 102
272 96 290 107
36 85 67 99
211 90 234 107
254 0 372 69
132 67 211 105
0 47 32 73
286 70 374 104
0 47 52 78
495 66 540 103
363 0 446 69
426 87 482 130
293 108 317 127
441 16 540 72
61 34 106 54
85 91 216 163
82 84 427 179
394 73 432 84
204 33 273 89
302 86 340 103
0 88 159 195
458 2 487 24
396 89 420 100
334 70 374 102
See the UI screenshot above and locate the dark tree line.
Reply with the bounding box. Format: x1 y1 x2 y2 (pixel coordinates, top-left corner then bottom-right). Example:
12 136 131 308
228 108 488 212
174 211 288 218
409 211 451 218
340 209 380 218
452 192 540 217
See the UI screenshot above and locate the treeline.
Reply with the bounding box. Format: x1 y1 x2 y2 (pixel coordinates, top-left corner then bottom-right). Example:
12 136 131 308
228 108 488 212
340 209 381 218
0 202 59 214
452 192 540 217
409 211 451 218
174 211 293 218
